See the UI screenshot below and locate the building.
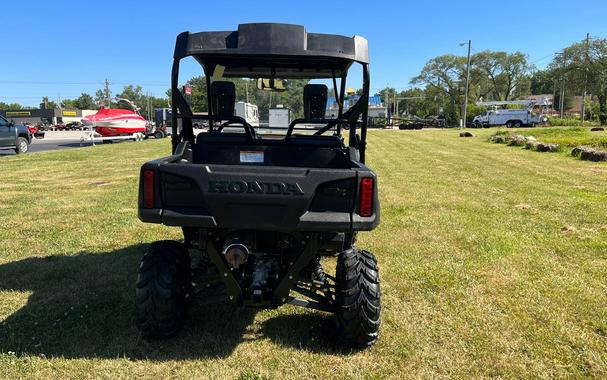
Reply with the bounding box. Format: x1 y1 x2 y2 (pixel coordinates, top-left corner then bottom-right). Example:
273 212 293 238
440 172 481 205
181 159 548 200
523 94 554 108
326 95 387 118
0 108 97 125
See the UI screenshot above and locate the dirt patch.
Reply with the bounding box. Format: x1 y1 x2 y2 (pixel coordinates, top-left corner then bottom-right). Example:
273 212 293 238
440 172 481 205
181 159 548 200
514 204 531 210
459 131 474 137
561 225 577 233
90 181 111 187
590 127 604 132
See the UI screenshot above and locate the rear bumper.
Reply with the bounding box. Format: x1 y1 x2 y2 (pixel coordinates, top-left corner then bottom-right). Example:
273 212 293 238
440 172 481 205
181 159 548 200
138 157 379 232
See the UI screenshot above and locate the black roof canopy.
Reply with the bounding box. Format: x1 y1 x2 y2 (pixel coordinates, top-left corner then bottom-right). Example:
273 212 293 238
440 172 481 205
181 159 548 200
174 23 369 78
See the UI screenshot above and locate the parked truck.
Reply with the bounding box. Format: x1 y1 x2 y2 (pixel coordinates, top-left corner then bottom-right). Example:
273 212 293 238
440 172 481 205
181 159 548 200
0 115 33 154
234 101 259 127
472 99 548 128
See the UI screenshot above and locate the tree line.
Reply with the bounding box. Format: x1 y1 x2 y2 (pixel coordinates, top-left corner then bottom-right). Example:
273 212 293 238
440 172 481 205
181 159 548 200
182 76 309 120
1 78 309 121
377 36 607 124
1 85 170 119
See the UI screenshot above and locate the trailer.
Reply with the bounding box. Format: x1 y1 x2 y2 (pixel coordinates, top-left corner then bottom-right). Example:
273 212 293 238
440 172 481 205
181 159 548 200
396 115 447 129
79 128 145 146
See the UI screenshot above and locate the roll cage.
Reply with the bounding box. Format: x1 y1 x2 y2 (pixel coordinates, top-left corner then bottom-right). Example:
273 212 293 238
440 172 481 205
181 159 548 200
169 23 371 163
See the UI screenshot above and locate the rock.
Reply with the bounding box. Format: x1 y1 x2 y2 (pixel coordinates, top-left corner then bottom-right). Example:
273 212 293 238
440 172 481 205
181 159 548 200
535 142 560 152
460 131 474 137
572 145 607 161
490 135 510 144
525 136 537 142
590 127 604 131
525 140 539 150
508 134 526 146
571 146 584 157
580 148 607 162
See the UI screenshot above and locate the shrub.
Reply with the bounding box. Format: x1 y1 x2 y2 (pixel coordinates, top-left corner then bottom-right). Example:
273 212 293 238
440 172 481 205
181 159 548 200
547 117 600 127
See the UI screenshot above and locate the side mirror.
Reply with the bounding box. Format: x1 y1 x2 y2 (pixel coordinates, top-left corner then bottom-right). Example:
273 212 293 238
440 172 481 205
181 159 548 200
256 78 286 91
8 120 14 127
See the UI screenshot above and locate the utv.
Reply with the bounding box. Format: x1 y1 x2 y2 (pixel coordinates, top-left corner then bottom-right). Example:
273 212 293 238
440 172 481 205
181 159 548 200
136 23 381 347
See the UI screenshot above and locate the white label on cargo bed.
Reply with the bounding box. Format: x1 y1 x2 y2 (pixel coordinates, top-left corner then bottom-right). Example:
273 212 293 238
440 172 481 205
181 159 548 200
240 150 264 163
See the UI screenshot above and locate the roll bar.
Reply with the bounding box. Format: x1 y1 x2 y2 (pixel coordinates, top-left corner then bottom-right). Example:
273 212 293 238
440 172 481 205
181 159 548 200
169 35 371 163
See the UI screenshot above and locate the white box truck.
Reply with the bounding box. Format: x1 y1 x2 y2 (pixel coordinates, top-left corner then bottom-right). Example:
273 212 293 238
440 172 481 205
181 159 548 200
234 102 259 127
269 106 290 128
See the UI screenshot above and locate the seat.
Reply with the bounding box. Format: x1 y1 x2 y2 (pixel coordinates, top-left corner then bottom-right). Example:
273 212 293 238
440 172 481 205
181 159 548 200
210 81 236 118
289 134 342 148
303 84 328 119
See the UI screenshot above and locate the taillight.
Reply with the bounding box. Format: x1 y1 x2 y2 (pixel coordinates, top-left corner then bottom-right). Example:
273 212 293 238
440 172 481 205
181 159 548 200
359 177 374 217
143 170 155 208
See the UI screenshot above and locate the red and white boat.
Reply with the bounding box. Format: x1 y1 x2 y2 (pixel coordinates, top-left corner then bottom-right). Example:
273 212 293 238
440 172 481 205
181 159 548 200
82 99 147 137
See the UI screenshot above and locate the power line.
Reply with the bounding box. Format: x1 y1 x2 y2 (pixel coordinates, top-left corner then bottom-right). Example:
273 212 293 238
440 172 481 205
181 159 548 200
0 79 168 87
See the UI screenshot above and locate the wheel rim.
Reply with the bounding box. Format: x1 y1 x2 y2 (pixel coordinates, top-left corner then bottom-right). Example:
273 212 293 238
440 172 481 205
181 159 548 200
20 141 27 152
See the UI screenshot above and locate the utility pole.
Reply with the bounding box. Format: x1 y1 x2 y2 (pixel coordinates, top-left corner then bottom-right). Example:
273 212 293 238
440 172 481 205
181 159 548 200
461 40 472 129
245 81 249 103
581 33 590 124
560 80 565 119
395 91 398 117
556 52 566 119
105 79 111 108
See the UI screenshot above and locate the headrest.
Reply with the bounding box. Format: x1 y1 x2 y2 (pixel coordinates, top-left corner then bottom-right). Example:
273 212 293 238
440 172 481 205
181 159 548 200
210 81 236 118
303 84 328 119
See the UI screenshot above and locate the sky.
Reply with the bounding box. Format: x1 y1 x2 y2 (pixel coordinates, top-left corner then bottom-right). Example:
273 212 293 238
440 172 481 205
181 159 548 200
2 0 607 107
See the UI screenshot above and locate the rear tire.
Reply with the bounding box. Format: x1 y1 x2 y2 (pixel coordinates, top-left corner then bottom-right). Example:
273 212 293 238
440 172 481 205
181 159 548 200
135 240 191 338
15 137 29 154
505 121 513 128
335 248 381 347
154 131 164 139
512 120 522 128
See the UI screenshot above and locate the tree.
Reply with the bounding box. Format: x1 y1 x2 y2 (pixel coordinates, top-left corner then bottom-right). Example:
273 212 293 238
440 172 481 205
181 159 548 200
0 102 24 110
471 51 531 101
61 99 77 109
94 89 107 106
530 69 555 95
548 37 607 123
116 85 145 108
40 97 57 109
411 54 467 122
74 93 97 110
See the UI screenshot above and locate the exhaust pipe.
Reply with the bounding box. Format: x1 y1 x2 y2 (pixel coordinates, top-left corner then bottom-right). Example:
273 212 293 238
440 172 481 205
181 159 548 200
222 238 250 269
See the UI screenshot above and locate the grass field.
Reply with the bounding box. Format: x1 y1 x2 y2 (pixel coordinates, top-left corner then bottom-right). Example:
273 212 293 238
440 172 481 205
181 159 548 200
494 126 607 150
1 130 606 379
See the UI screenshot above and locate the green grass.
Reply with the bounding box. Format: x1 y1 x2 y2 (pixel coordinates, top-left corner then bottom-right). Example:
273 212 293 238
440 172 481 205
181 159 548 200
1 131 606 378
494 126 607 150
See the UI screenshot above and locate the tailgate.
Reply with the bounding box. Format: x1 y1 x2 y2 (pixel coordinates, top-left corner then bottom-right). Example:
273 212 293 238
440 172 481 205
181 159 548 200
140 162 378 232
